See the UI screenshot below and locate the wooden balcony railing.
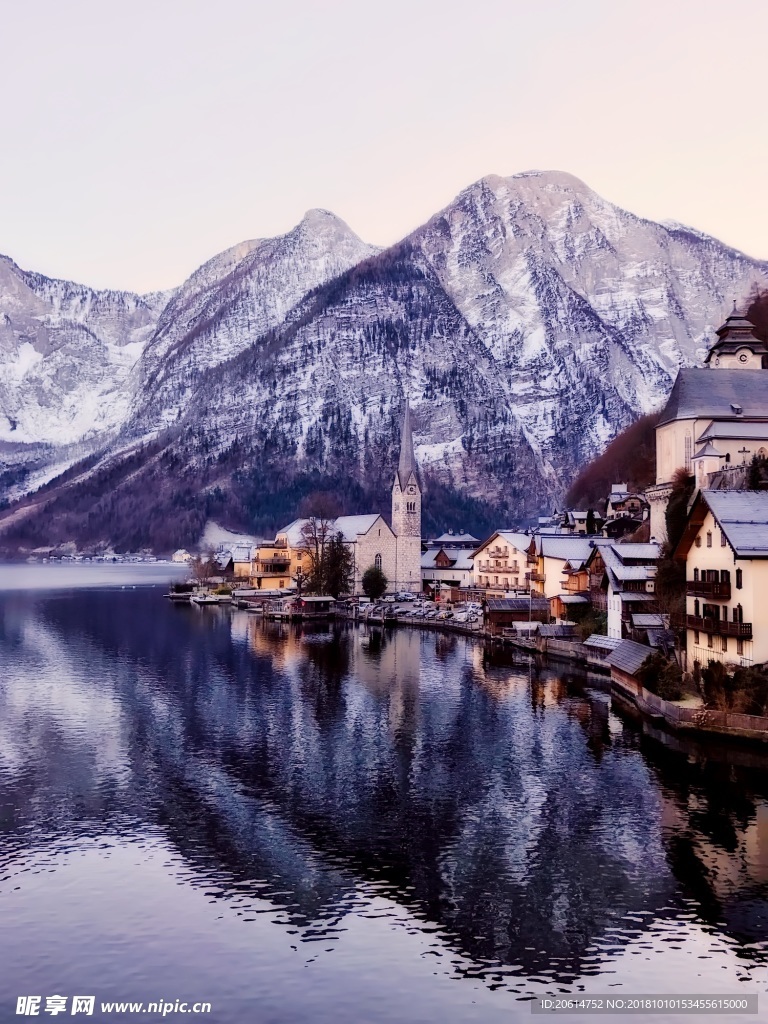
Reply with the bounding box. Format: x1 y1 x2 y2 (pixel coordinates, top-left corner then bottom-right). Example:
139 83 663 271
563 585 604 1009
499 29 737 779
526 571 545 583
686 615 752 639
687 579 731 600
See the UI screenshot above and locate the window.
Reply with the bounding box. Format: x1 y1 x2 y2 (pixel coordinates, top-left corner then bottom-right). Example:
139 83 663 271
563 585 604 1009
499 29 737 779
735 604 743 624
694 630 700 645
707 634 713 649
706 532 712 548
736 569 742 589
297 551 303 559
721 531 727 547
375 553 382 571
694 599 700 616
693 568 699 582
722 636 728 652
737 639 744 656
684 434 692 470
721 570 729 583
695 537 701 548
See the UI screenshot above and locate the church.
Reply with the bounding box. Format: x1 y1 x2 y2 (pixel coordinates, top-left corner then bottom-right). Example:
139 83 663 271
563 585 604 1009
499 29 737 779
648 305 768 540
274 402 423 594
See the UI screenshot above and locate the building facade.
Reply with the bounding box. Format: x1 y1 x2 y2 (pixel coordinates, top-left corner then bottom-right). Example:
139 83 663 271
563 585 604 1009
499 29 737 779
648 306 768 541
675 491 768 669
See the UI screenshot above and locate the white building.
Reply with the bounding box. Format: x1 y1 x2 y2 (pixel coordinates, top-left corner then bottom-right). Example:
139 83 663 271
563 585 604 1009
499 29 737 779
676 490 768 669
648 306 768 540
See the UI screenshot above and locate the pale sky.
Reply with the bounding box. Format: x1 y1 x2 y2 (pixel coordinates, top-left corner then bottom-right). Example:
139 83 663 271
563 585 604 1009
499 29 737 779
1 0 766 293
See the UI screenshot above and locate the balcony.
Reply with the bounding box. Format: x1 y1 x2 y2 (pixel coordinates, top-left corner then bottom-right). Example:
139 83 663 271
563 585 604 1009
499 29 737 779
687 579 731 600
686 615 752 639
526 571 545 583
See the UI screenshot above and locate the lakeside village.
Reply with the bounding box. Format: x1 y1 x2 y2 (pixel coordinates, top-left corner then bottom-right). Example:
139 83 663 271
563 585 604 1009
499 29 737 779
171 307 766 742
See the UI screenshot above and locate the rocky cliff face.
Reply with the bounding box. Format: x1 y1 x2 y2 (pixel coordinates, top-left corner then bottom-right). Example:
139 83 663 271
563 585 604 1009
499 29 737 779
1 171 766 550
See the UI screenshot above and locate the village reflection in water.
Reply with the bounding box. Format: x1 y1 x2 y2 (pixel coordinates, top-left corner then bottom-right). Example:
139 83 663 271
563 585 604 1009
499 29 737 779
1 588 767 1013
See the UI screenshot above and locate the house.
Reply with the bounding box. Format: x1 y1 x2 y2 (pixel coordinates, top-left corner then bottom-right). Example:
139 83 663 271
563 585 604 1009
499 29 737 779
172 549 191 563
248 541 294 590
647 306 768 540
421 546 474 592
586 541 661 640
674 490 768 669
471 531 532 593
526 535 595 598
426 530 479 551
231 544 255 579
484 596 550 635
606 639 654 688
605 483 649 522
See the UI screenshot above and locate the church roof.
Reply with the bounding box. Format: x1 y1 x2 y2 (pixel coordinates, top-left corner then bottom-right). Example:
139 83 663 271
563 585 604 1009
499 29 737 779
657 369 768 426
397 401 420 488
696 421 768 443
692 441 725 459
276 514 383 546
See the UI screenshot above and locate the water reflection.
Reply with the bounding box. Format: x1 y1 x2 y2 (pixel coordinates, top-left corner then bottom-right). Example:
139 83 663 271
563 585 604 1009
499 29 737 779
1 588 767 1007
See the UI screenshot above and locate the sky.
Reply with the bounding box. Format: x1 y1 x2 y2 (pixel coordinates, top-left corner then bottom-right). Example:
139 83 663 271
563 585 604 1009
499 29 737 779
1 0 766 293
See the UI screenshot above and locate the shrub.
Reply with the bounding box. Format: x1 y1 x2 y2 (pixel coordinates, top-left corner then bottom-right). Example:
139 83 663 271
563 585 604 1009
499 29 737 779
637 651 684 701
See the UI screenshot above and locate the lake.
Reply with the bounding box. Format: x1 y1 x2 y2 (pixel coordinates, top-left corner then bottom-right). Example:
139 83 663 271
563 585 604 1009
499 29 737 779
0 567 766 1022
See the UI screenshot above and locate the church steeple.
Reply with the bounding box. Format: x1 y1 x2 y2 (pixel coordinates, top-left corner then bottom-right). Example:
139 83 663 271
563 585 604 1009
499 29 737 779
397 400 419 488
391 400 422 593
705 303 768 369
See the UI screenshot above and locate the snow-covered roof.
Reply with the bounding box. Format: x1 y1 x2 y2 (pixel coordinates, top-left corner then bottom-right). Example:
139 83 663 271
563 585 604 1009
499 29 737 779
702 491 768 557
474 530 532 555
231 545 253 563
333 514 382 541
613 543 661 561
535 536 594 563
431 531 479 544
559 594 589 604
276 514 382 547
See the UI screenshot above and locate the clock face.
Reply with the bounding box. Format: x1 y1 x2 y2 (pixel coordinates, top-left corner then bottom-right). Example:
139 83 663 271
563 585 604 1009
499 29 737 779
739 353 749 363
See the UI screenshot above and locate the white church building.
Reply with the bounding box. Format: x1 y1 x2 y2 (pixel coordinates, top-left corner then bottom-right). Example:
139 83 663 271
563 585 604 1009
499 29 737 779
648 305 768 540
275 402 423 595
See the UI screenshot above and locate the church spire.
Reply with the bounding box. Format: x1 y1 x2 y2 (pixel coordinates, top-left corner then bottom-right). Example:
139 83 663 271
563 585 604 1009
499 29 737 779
397 401 419 489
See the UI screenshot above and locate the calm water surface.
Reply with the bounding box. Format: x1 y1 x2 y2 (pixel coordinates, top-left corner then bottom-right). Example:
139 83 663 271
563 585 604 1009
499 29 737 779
1 567 767 1023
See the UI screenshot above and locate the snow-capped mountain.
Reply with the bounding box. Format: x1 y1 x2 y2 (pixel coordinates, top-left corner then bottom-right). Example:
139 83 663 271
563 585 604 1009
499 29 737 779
1 171 766 551
0 256 167 447
130 209 380 434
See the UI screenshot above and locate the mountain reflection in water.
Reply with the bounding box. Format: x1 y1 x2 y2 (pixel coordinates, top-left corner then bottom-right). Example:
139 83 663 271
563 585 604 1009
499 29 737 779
1 586 767 1020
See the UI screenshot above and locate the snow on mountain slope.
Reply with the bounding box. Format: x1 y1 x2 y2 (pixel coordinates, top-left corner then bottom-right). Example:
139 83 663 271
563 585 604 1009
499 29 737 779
2 171 767 550
0 255 169 446
129 209 380 433
410 170 767 461
128 171 766 517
